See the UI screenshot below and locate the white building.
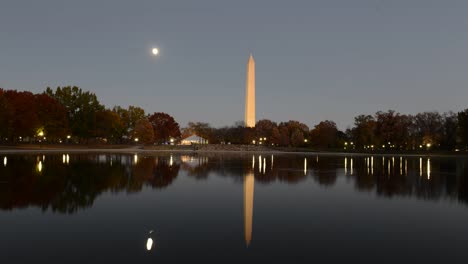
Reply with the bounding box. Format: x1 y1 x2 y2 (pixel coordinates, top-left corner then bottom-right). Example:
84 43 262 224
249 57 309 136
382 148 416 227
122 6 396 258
180 134 208 145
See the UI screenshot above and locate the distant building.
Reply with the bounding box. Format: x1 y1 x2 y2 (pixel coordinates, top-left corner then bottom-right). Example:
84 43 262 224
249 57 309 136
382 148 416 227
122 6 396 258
180 134 208 145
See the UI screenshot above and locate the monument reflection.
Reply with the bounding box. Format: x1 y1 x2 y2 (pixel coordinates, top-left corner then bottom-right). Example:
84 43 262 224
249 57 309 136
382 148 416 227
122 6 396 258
244 171 254 247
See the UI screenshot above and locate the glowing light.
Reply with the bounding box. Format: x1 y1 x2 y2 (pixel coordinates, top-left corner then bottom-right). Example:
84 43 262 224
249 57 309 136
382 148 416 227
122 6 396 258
67 135 71 139
37 161 43 172
259 155 262 173
304 139 308 143
62 154 66 164
271 155 274 169
134 138 139 142
426 143 431 148
3 156 6 167
146 238 154 251
419 158 423 177
66 154 70 164
405 159 408 175
350 158 353 175
252 140 256 144
169 155 173 167
400 157 402 175
427 158 431 179
304 158 307 175
263 158 266 174
344 157 348 174
252 155 255 169
38 131 44 137
134 154 138 164
152 48 159 55
371 156 374 175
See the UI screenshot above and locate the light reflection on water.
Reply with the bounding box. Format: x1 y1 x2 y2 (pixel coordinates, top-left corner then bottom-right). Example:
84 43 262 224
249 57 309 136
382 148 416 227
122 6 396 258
1 153 468 263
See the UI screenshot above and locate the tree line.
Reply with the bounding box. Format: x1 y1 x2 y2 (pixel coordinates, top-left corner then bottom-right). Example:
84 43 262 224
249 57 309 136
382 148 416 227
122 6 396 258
1 86 468 150
0 86 181 144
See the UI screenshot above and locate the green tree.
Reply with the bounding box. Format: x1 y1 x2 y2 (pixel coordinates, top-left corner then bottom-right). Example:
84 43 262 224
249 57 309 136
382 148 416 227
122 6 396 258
113 105 146 138
46 86 104 139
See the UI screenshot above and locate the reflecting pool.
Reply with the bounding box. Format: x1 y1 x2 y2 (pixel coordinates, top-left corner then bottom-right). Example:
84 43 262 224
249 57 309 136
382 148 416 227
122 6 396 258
1 153 468 263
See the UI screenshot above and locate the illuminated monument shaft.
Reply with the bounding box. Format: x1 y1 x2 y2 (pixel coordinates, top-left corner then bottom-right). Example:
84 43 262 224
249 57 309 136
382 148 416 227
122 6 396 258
244 171 254 246
244 54 256 127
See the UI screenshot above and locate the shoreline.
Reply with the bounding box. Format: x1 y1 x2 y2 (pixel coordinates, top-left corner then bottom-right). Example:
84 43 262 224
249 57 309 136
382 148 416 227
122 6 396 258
0 146 467 158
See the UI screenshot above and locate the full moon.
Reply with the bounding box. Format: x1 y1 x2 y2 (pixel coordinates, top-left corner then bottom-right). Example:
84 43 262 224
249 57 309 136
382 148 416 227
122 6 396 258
152 48 159 55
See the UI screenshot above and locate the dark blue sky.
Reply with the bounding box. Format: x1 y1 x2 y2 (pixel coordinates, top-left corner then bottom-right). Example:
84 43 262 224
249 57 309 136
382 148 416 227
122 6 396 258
1 0 468 130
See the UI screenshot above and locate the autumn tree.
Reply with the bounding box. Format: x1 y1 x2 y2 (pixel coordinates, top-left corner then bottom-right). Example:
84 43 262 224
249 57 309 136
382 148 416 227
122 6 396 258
148 112 181 143
255 119 277 145
4 90 40 139
35 93 69 140
133 119 154 144
277 121 309 147
94 109 124 141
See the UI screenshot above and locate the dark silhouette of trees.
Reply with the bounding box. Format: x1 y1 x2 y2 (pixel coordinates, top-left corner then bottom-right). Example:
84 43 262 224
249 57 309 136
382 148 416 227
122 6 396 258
458 109 468 149
374 110 411 148
309 120 338 148
148 112 181 144
351 115 376 148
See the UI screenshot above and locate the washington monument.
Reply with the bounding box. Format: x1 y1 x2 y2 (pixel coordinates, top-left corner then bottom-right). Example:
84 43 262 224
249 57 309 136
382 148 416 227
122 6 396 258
244 54 256 127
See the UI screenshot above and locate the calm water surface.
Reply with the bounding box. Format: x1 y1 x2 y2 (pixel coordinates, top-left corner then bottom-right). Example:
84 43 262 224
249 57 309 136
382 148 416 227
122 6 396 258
1 153 468 263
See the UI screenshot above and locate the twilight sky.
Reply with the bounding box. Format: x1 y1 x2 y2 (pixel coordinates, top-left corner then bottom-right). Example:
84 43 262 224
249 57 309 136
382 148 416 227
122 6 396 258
1 0 468 130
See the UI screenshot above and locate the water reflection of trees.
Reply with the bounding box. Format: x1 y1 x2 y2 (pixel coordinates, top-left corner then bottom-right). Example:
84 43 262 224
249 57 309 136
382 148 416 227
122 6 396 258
0 154 179 213
1 154 468 214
